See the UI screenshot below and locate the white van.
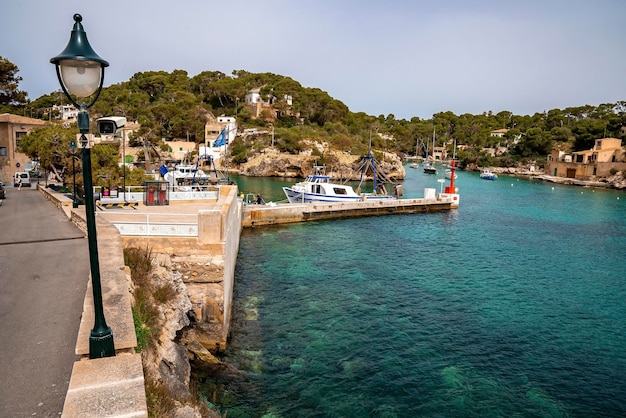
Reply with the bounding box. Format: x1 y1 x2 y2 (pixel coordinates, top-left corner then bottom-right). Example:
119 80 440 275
14 171 31 188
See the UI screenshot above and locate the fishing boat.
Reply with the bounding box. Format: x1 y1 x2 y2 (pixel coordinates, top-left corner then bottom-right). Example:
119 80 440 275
479 169 498 180
282 166 363 203
409 162 419 169
163 164 211 185
283 150 399 203
161 155 228 186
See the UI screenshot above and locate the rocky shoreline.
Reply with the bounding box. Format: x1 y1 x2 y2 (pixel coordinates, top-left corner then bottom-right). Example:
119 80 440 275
226 146 625 190
138 253 223 418
481 166 626 190
234 147 406 180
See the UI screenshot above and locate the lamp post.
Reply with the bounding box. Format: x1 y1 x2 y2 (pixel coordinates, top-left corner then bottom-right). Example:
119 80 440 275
70 139 78 208
51 13 115 359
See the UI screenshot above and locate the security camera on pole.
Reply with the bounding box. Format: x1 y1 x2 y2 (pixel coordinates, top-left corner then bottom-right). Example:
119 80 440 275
98 116 127 201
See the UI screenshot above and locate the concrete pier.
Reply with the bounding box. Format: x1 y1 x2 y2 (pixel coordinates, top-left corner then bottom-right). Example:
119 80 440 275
242 195 457 227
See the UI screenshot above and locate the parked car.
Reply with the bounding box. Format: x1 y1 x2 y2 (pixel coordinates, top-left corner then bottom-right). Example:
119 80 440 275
0 181 5 203
14 171 31 188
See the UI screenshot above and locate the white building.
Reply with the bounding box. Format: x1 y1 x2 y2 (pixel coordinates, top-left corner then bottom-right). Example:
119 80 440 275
201 116 238 164
52 104 79 121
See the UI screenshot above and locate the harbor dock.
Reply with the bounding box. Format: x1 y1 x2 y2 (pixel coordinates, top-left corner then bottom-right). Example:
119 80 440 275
242 194 458 227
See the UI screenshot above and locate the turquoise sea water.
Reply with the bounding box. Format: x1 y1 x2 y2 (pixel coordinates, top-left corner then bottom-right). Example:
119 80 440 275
201 168 626 417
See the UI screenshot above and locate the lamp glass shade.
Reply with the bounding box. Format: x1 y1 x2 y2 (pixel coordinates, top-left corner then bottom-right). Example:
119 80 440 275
59 59 102 98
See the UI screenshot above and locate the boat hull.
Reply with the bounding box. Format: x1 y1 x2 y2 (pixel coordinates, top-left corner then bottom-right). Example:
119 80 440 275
283 187 363 203
479 169 498 180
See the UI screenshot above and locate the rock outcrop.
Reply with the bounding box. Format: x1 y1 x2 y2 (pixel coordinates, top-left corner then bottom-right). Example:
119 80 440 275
143 253 222 418
237 146 405 180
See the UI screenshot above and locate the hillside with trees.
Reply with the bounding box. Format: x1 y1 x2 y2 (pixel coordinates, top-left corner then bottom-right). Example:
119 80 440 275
2 55 623 183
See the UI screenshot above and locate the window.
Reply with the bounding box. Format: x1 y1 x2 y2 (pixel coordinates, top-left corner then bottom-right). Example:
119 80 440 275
15 131 27 149
333 188 347 195
0 147 6 156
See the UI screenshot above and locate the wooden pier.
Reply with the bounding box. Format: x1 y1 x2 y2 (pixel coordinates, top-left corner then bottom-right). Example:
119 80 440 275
242 195 458 227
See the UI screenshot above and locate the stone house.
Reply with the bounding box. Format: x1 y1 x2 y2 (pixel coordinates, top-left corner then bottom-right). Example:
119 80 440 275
0 113 46 184
244 87 294 120
432 146 446 161
490 128 508 138
545 137 626 179
204 115 237 148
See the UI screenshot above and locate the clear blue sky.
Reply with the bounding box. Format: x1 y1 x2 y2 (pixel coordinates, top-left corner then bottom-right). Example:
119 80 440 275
2 0 625 120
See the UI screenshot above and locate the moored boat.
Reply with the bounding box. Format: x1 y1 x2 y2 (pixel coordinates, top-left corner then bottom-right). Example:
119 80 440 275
479 169 498 180
445 168 458 180
163 164 211 185
423 127 438 174
282 166 363 203
283 155 399 204
423 162 437 174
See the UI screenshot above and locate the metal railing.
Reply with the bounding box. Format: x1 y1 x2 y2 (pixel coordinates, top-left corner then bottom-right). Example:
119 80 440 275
95 184 220 203
98 212 198 237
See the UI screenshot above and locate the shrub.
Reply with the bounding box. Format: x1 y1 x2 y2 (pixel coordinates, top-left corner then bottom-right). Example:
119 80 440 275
153 283 177 304
124 246 153 287
144 376 177 418
132 303 151 352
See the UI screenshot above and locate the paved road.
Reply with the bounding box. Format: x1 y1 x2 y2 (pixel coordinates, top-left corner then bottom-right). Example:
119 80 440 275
0 187 90 417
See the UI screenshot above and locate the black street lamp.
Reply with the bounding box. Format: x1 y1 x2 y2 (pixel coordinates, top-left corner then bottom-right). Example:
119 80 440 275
69 139 78 208
51 13 115 359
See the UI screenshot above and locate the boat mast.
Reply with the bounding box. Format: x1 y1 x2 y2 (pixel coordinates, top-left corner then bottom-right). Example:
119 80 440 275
432 126 436 163
369 131 378 193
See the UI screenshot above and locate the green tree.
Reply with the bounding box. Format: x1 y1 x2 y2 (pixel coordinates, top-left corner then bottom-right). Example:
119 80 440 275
571 118 606 151
0 56 28 112
228 137 249 164
18 123 76 178
512 128 552 157
549 126 573 143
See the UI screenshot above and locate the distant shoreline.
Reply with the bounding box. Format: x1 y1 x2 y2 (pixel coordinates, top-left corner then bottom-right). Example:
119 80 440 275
483 167 625 190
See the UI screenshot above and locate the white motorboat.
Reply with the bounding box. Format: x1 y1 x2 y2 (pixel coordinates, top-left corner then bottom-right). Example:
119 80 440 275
479 169 498 180
283 161 398 204
445 168 458 180
162 164 211 185
282 168 362 203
